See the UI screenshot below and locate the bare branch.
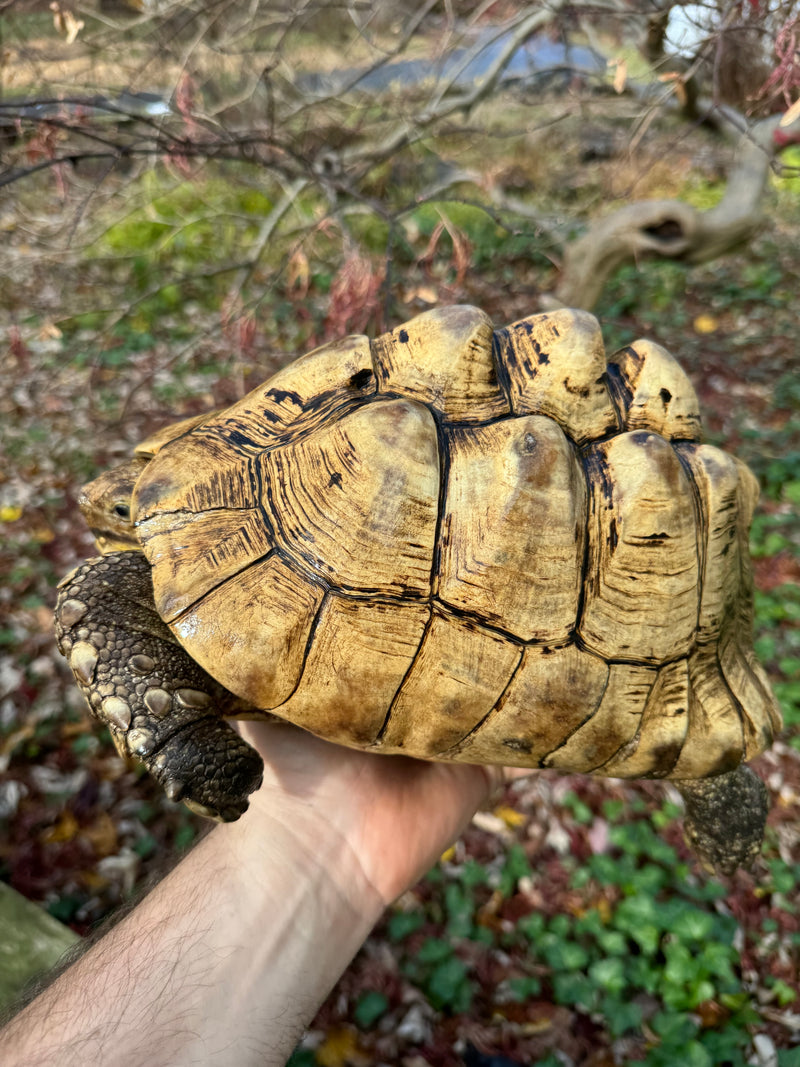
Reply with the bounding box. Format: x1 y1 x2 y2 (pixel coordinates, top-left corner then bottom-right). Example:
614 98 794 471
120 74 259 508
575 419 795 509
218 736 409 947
550 108 800 310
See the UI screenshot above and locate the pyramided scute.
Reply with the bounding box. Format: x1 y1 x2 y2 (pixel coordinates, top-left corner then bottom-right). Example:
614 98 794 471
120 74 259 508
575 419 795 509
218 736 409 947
493 309 618 445
608 339 701 440
579 431 699 664
438 414 586 641
133 334 375 522
371 305 508 423
261 398 439 596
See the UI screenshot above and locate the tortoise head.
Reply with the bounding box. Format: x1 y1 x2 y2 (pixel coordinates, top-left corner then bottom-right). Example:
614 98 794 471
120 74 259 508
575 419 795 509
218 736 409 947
79 457 149 554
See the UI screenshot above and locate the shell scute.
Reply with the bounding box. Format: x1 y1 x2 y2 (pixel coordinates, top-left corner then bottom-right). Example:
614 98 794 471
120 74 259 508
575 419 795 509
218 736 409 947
378 608 521 755
371 305 508 423
261 398 439 596
670 646 744 777
448 643 608 767
608 339 702 440
677 443 783 754
140 506 274 622
493 309 619 445
171 554 322 710
579 431 700 664
544 663 656 773
133 335 374 523
599 658 690 778
276 594 430 747
438 414 586 641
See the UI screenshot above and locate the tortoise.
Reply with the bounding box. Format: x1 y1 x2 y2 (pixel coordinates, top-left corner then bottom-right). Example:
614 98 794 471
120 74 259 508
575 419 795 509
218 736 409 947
54 306 782 873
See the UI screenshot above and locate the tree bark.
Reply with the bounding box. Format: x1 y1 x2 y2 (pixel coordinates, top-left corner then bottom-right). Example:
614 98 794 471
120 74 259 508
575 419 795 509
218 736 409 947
550 111 800 311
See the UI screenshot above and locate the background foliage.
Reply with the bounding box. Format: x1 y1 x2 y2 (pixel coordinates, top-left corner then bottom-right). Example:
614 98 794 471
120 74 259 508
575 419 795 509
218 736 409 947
1 2 800 1063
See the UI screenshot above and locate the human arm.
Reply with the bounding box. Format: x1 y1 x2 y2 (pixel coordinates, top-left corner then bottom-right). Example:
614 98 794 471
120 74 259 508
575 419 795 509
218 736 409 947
1 722 502 1067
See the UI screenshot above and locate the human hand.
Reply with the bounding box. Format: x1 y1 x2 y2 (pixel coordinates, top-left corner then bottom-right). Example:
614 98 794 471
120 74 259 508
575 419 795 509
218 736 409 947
0 721 521 1067
237 720 515 906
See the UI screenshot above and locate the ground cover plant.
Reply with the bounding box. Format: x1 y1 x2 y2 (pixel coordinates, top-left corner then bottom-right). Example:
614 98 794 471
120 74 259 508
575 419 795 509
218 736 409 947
2 3 800 1063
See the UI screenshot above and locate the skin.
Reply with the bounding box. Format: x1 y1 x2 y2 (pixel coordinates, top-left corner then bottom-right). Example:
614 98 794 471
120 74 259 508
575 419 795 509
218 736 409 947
1 722 510 1067
675 765 769 875
77 458 148 553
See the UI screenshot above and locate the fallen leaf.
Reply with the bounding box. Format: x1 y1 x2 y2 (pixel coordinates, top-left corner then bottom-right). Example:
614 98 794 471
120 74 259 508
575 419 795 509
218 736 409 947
492 804 527 829
42 810 80 844
315 1026 369 1067
82 812 118 857
38 321 63 340
693 314 719 334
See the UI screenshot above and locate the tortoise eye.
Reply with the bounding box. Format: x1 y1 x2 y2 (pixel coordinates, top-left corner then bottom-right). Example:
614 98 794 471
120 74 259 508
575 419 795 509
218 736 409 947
113 502 131 520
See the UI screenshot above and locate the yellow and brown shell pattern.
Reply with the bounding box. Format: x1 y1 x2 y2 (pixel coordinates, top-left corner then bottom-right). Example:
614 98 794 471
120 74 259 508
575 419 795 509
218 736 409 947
128 306 781 781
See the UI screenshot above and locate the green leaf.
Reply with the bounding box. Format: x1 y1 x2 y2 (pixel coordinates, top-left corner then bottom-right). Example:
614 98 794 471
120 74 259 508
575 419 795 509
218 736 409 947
552 971 596 1010
507 976 542 1000
588 957 627 996
460 858 489 887
541 936 590 972
767 977 797 1006
285 1049 316 1067
603 997 643 1037
602 799 625 822
173 823 196 851
651 1009 698 1045
416 937 453 964
444 882 474 938
426 957 473 1012
353 990 389 1029
517 912 546 941
499 843 532 896
596 929 628 956
387 910 424 942
671 909 714 942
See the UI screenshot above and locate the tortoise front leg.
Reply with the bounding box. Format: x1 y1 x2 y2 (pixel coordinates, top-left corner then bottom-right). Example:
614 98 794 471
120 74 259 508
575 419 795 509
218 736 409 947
674 765 768 875
55 552 264 821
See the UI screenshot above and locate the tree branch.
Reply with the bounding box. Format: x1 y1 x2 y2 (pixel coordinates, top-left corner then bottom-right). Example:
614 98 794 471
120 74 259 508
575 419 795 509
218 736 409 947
549 108 800 310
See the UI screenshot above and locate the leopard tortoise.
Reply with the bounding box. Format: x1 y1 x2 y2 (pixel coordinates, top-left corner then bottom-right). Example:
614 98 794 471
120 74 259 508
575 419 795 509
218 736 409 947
55 306 782 873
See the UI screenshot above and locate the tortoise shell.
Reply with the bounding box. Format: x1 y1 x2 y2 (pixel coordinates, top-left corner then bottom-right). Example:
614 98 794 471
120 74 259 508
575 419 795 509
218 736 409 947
121 305 779 780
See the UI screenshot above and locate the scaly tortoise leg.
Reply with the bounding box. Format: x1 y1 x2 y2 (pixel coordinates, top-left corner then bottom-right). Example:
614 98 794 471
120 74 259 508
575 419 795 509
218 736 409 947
674 766 768 875
55 551 264 821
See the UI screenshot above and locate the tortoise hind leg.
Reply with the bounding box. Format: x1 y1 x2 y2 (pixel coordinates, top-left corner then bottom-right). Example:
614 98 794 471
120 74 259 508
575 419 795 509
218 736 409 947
674 765 768 874
55 551 264 822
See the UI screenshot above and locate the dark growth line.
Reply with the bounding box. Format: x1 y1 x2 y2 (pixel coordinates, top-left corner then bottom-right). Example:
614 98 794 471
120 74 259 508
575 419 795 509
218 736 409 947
429 409 452 599
490 329 515 412
438 643 525 757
